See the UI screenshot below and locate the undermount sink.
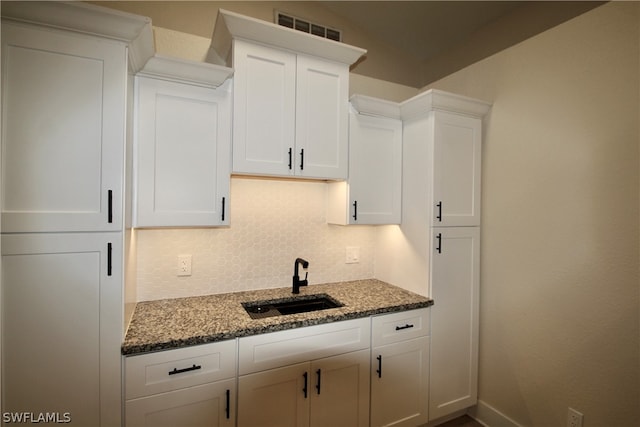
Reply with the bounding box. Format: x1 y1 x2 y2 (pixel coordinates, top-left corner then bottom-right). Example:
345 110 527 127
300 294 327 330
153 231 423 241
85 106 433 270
242 294 343 319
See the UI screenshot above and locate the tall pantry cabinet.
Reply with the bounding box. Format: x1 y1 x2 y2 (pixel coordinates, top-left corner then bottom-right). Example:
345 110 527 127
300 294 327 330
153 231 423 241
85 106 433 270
376 90 490 422
0 3 153 425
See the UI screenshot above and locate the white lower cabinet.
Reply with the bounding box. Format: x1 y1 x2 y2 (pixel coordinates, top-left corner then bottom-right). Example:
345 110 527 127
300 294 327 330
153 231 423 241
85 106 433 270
124 340 236 427
123 312 433 427
2 232 123 427
429 227 480 420
371 309 430 427
126 380 235 427
238 350 370 427
237 318 371 427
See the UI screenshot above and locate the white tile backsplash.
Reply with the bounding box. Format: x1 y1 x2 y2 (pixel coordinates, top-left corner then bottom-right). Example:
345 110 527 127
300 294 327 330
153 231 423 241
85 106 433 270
135 177 376 301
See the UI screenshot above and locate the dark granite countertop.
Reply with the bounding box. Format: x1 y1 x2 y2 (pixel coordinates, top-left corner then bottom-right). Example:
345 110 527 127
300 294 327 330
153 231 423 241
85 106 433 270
122 279 433 355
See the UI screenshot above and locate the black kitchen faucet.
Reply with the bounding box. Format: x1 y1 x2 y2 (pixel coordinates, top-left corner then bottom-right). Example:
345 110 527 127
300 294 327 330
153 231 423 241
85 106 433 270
292 258 309 294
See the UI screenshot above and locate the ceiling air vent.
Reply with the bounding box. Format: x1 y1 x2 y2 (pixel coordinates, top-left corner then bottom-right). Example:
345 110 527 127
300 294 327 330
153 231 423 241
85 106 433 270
275 11 342 42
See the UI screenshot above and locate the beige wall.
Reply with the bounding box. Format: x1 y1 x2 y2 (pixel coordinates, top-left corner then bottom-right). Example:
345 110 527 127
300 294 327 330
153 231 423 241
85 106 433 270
94 0 423 87
426 2 640 426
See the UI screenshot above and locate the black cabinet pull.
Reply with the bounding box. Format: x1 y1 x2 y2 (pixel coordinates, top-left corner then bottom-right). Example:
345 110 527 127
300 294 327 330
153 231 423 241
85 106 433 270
107 243 112 276
168 364 201 376
436 233 442 254
316 369 322 394
108 190 113 223
303 372 308 398
376 355 382 378
300 149 305 170
352 200 358 221
225 389 230 419
395 323 414 331
288 148 293 170
221 197 226 221
436 201 442 222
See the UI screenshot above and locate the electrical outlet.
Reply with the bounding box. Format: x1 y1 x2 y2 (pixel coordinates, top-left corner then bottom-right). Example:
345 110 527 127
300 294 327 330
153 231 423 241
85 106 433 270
346 246 360 264
178 254 192 277
567 408 583 427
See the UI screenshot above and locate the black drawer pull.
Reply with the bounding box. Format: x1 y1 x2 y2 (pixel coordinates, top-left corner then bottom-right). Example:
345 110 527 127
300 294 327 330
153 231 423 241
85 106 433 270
225 389 230 419
316 369 322 394
168 364 201 376
108 190 113 223
303 372 308 398
107 243 113 277
376 355 382 378
395 324 414 331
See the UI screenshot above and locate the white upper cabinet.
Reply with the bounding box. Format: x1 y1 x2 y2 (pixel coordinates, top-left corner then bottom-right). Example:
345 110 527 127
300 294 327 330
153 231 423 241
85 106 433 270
231 40 296 176
295 54 349 179
209 9 365 180
1 22 126 233
432 111 482 227
1 3 153 233
134 56 233 227
400 90 490 227
328 96 402 225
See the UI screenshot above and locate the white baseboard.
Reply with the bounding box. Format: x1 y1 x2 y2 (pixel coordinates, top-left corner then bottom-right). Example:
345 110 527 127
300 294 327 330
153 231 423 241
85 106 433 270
468 400 523 427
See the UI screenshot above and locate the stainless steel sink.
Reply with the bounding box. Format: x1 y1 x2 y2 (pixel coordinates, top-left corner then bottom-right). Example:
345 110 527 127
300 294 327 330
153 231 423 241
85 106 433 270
242 294 343 319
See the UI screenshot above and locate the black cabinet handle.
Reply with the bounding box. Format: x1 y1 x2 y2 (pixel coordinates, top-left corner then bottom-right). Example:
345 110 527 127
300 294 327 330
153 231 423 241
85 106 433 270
303 372 308 398
300 149 305 170
221 197 226 221
225 389 230 419
352 201 358 221
168 364 201 376
376 355 382 378
436 201 442 222
288 148 293 170
436 233 442 254
108 190 113 223
395 324 414 331
107 242 112 276
316 369 322 394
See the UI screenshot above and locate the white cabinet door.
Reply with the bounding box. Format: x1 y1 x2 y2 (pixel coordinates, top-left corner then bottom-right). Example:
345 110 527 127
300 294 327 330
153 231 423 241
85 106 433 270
371 336 430 427
135 77 231 227
310 350 370 427
125 379 235 427
238 350 369 427
328 110 402 225
1 22 126 232
232 40 296 177
231 40 349 179
429 227 480 420
238 362 310 427
2 232 122 426
296 54 349 179
432 111 482 227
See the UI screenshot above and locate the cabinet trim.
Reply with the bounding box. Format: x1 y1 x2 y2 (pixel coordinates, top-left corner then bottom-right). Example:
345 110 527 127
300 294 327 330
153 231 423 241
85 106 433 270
1 1 154 72
209 8 366 67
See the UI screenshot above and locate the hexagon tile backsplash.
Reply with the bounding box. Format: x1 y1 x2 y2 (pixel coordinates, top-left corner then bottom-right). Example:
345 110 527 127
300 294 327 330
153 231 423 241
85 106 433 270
135 177 377 301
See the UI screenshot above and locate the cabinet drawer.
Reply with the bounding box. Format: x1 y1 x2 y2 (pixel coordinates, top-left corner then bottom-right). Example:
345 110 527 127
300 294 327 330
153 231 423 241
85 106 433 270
125 340 236 399
372 308 430 346
238 318 370 375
